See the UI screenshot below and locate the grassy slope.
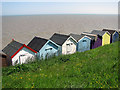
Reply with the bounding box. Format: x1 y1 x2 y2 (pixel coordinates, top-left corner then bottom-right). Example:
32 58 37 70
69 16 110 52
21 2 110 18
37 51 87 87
2 41 119 88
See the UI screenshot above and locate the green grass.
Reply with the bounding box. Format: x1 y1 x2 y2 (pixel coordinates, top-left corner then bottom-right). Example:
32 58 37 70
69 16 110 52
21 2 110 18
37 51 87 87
2 41 119 88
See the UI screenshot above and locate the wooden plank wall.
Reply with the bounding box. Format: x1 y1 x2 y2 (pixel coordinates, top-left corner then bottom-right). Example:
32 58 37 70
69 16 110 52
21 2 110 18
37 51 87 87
0 53 12 67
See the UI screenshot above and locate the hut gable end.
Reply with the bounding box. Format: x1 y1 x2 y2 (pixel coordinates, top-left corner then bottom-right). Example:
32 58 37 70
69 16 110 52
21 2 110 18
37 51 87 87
69 33 85 42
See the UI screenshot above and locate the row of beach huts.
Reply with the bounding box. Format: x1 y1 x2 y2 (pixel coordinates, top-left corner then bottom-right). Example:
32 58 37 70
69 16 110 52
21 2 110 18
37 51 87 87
1 29 119 67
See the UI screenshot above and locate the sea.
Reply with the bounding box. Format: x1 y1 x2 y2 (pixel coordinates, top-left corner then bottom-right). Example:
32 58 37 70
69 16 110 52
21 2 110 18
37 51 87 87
2 14 118 50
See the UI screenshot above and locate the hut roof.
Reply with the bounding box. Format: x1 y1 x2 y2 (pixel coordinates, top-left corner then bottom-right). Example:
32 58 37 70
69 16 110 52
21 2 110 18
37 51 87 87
91 30 107 36
82 32 90 34
81 34 96 41
50 33 69 46
69 33 85 42
2 40 23 57
27 37 48 52
102 29 117 35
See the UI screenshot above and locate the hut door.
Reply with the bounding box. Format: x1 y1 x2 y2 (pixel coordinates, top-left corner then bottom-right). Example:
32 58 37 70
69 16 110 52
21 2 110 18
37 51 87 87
19 53 28 64
66 43 73 54
82 39 88 51
45 48 53 59
66 43 71 54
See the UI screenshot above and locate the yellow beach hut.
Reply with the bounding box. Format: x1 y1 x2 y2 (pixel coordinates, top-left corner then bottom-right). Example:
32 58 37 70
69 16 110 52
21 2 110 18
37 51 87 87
91 30 111 46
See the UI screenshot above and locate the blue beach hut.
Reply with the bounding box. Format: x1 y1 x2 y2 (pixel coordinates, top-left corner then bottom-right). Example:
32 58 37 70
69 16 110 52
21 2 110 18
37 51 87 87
27 36 61 60
69 33 91 52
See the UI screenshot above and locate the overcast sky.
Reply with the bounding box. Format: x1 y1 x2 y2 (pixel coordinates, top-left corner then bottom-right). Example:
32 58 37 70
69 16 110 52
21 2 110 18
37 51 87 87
2 1 119 15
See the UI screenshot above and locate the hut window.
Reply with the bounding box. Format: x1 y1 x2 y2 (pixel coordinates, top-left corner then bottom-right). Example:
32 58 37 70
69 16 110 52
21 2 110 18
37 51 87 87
66 43 73 46
82 40 87 42
66 44 70 46
45 48 52 51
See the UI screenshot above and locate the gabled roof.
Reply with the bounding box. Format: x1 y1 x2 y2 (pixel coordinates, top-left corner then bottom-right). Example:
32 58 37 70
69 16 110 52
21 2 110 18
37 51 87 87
2 40 23 57
69 33 85 42
50 33 69 46
27 37 48 52
82 32 97 36
81 32 97 40
91 30 107 36
102 29 117 35
82 32 90 34
2 40 37 58
81 33 96 41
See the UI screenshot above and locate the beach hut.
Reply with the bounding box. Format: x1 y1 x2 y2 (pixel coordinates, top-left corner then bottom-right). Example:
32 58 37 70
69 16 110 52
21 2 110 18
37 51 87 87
102 29 119 43
91 30 111 46
27 36 61 60
69 33 91 52
82 32 101 49
50 33 77 55
2 40 37 66
0 52 12 67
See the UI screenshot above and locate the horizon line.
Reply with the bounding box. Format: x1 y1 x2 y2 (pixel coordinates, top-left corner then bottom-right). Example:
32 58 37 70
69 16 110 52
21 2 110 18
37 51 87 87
1 13 118 16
